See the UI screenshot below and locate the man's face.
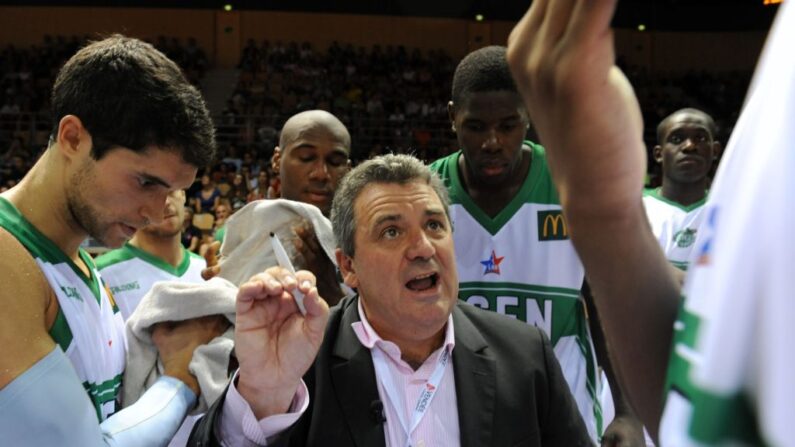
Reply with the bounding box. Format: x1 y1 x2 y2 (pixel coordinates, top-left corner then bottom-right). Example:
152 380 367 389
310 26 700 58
215 204 230 221
337 181 458 345
450 91 529 187
275 127 350 216
257 171 268 186
140 189 187 238
655 112 718 184
67 147 197 248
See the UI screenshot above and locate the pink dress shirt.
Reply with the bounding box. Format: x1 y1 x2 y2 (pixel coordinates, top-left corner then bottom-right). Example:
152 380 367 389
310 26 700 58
351 300 460 447
218 300 460 446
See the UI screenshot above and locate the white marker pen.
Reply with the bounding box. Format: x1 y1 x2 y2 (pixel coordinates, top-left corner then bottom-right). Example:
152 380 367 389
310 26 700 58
269 232 307 315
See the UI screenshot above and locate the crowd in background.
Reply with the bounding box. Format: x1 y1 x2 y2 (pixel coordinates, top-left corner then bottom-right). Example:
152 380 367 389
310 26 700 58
0 35 752 253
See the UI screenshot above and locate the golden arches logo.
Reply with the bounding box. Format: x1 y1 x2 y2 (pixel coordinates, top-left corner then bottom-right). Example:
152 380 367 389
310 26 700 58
537 210 569 240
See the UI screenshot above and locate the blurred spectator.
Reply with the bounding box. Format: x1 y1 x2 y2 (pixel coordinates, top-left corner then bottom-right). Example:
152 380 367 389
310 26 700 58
181 206 202 253
194 174 221 214
247 170 271 201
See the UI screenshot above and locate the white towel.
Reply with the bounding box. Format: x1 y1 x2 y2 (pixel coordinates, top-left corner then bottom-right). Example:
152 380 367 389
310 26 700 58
217 199 337 286
123 277 237 414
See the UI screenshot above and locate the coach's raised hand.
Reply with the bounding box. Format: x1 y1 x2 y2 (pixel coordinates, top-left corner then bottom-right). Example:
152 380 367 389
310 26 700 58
234 266 329 419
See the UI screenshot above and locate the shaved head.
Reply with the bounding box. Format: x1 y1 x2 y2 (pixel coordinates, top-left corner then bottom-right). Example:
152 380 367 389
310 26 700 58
656 108 717 144
279 110 351 151
274 110 352 216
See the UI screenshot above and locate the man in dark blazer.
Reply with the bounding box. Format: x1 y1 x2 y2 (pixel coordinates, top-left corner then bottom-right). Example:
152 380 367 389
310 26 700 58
189 154 592 446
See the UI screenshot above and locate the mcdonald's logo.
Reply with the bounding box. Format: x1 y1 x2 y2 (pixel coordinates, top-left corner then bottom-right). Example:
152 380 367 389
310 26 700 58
537 210 569 241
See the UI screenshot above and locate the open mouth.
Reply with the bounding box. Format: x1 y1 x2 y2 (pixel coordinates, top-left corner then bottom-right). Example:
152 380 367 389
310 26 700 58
405 272 439 291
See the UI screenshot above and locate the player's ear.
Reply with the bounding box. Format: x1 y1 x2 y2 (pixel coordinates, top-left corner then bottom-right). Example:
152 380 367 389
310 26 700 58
271 147 282 176
711 141 722 161
447 101 456 132
56 115 92 161
653 145 663 164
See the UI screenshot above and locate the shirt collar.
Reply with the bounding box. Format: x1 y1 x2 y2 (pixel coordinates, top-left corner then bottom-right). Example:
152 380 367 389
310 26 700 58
351 297 455 356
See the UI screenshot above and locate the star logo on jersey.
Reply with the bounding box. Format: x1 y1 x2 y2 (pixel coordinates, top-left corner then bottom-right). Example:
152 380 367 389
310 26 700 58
480 250 504 275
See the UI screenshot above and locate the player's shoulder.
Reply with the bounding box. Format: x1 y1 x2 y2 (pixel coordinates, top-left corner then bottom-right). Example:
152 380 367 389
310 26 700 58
429 151 459 173
0 227 58 388
0 226 51 300
95 245 136 270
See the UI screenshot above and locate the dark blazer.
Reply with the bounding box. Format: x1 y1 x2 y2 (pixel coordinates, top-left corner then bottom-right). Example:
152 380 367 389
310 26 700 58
189 296 593 446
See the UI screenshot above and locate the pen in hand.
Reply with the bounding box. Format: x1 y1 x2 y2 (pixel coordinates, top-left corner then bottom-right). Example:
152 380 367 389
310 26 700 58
270 232 308 315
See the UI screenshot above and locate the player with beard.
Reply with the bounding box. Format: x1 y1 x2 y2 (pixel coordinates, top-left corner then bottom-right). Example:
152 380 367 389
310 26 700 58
0 36 227 445
96 190 207 320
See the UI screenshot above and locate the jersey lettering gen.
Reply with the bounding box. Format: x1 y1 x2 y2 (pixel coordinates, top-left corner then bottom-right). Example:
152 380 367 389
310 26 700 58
96 243 206 320
430 143 601 441
0 197 126 421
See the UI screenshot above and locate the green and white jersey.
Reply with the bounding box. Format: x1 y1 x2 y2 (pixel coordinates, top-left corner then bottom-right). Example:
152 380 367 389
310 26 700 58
659 3 794 445
430 144 601 441
96 243 206 320
0 197 126 422
642 188 707 270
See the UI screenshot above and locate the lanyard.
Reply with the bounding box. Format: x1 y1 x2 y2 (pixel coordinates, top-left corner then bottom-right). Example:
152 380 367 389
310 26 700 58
371 345 451 447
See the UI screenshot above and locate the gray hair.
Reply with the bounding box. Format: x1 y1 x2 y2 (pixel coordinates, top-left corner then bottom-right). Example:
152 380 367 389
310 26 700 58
330 153 450 257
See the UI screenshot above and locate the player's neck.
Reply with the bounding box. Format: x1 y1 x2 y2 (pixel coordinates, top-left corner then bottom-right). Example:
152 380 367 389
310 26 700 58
3 151 87 259
459 147 531 218
130 232 184 268
660 179 707 207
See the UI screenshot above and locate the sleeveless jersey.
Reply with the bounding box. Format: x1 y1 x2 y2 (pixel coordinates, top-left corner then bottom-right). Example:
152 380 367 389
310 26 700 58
0 197 126 422
430 143 601 441
96 243 206 320
659 2 794 444
642 188 707 270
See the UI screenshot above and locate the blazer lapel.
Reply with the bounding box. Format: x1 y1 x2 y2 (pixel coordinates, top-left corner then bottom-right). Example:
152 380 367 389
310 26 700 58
452 305 497 447
329 297 387 447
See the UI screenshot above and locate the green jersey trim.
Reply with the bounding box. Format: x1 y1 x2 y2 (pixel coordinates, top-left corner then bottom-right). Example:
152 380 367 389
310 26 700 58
83 373 123 422
49 308 73 352
665 304 766 445
670 260 689 271
0 197 101 303
643 188 708 212
688 389 765 445
431 142 559 235
214 225 226 243
459 281 580 298
96 242 195 277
